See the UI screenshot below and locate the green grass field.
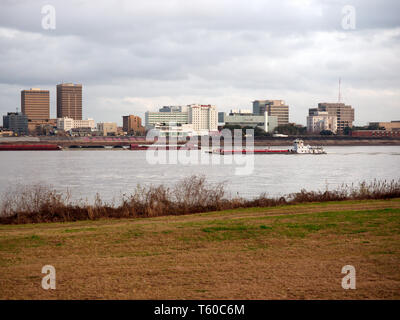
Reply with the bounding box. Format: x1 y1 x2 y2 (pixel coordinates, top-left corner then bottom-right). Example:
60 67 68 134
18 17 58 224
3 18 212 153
1 199 399 299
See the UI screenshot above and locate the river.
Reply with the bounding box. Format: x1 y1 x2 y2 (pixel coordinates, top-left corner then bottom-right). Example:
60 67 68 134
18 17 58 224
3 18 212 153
1 146 399 202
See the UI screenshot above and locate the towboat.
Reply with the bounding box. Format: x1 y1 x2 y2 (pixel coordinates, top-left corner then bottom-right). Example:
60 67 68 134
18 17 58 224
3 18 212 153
291 139 326 154
208 139 326 155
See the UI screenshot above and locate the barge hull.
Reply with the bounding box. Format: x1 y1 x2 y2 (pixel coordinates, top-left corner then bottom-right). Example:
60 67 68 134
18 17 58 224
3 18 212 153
0 144 61 151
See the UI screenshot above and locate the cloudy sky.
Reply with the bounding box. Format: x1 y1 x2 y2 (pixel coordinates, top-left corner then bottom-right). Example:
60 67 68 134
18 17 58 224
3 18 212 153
0 0 399 126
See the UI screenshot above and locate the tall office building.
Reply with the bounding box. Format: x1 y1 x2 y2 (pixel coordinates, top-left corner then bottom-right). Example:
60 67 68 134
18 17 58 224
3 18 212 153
21 88 50 120
57 83 82 120
311 102 354 133
253 100 289 127
188 104 218 131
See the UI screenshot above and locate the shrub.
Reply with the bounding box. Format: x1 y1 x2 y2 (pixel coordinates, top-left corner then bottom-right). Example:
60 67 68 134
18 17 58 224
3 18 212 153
1 177 399 224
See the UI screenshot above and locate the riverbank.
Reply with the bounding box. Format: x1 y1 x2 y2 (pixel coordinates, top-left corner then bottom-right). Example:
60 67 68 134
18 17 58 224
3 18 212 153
1 136 400 147
1 198 399 299
1 177 399 224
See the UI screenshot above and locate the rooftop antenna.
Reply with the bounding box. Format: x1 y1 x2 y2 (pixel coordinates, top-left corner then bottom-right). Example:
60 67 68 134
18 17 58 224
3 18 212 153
338 77 342 103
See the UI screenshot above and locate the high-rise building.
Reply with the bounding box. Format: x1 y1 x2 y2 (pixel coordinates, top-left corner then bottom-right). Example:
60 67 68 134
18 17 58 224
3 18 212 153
307 111 338 134
188 104 218 132
315 102 354 133
252 100 289 127
21 88 50 120
57 83 82 120
3 112 28 135
122 115 145 134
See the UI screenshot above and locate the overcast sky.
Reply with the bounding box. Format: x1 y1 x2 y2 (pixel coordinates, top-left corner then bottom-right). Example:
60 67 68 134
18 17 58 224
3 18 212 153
0 0 399 126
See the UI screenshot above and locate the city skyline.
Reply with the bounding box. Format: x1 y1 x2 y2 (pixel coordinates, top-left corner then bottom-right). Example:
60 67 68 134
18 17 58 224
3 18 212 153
0 0 399 126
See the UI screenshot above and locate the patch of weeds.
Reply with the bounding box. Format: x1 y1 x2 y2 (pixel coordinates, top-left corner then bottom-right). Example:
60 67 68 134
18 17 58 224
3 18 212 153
23 234 47 248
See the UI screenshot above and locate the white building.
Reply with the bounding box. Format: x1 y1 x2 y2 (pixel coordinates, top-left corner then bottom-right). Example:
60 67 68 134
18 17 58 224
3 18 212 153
188 104 218 132
145 111 189 128
307 111 337 134
145 104 218 135
57 117 95 131
151 123 200 137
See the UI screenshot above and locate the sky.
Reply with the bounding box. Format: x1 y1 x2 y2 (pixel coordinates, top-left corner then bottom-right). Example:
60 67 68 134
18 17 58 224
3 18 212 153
0 0 399 126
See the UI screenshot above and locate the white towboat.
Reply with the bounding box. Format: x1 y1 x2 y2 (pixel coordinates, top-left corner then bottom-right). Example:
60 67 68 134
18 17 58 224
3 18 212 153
291 139 326 154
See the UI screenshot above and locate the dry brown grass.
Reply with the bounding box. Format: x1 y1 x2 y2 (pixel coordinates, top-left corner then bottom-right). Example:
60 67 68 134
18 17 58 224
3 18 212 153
0 199 399 299
1 176 399 224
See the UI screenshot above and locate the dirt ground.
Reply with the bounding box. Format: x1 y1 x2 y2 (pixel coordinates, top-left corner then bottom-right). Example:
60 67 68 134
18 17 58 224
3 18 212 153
1 199 399 299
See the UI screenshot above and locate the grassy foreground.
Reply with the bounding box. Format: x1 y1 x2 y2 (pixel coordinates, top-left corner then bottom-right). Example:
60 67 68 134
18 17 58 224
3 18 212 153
1 199 400 299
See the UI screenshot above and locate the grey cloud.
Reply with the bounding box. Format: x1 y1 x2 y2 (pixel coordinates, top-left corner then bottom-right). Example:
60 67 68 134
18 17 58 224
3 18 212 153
0 0 399 127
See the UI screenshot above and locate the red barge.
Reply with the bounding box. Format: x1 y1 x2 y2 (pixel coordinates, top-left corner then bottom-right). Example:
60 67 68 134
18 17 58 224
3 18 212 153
208 140 326 155
212 148 293 155
0 144 61 151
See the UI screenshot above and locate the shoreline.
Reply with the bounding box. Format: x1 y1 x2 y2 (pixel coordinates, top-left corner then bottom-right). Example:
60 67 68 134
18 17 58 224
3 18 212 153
1 136 400 147
1 178 399 225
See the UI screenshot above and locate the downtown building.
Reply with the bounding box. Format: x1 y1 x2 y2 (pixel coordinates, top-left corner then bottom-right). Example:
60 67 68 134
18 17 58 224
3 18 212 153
21 88 55 134
56 117 95 131
309 102 354 134
368 121 400 132
145 106 189 128
21 88 50 121
218 109 278 133
188 104 218 133
145 104 218 136
97 122 118 136
57 83 83 120
3 112 28 135
307 110 338 134
252 100 289 127
122 115 145 135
